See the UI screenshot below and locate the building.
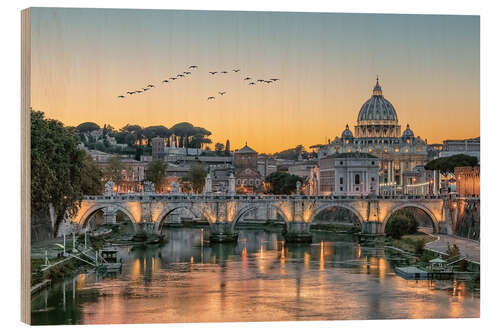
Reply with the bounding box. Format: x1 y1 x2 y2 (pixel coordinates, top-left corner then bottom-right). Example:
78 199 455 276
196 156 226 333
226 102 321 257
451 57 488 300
455 166 480 197
317 78 429 192
233 144 263 193
401 165 438 196
441 137 480 162
318 152 379 196
151 137 165 160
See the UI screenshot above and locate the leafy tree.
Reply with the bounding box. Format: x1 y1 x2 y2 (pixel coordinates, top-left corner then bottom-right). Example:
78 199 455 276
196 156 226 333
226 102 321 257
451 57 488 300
265 172 303 195
145 160 167 191
80 153 103 195
385 212 418 239
424 154 478 175
76 122 100 133
274 145 305 160
182 164 207 193
31 111 93 237
103 155 126 184
214 142 225 156
142 125 170 146
170 122 212 150
119 124 143 146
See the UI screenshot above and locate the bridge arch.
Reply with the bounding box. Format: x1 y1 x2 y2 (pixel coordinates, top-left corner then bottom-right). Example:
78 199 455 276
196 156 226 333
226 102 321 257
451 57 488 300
311 203 364 225
382 203 439 233
156 205 201 232
78 203 138 227
231 202 293 225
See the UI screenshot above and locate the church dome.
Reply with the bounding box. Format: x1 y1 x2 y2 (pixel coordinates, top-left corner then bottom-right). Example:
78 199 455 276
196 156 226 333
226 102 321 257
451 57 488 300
341 124 354 139
357 78 398 122
402 124 414 138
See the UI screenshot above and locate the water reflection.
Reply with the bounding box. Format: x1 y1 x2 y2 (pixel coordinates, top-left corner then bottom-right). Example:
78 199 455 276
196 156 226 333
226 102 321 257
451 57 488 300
31 228 479 325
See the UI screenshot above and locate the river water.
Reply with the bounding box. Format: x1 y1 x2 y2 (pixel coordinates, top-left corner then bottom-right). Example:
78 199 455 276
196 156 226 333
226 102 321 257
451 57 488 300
31 228 480 325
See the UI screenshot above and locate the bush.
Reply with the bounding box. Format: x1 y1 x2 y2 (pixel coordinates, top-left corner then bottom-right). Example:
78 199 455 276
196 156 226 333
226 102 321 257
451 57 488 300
414 238 426 255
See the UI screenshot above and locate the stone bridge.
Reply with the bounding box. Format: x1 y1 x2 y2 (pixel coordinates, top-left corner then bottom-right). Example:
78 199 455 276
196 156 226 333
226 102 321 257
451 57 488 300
70 193 454 243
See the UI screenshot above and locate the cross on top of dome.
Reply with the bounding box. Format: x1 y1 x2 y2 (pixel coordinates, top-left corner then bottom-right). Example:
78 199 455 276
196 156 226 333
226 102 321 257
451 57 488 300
373 75 383 96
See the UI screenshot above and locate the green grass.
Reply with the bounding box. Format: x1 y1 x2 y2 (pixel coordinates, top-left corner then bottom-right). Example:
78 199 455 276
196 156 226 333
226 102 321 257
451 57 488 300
385 232 436 254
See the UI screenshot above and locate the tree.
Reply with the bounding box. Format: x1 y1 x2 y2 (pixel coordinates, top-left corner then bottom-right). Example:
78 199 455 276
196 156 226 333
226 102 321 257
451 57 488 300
214 142 225 156
225 140 231 156
182 164 207 193
31 110 92 237
274 145 305 160
80 153 103 195
103 155 126 184
76 122 100 133
142 125 170 146
446 243 461 259
119 124 143 146
424 154 478 175
265 172 303 195
385 211 418 239
145 160 167 191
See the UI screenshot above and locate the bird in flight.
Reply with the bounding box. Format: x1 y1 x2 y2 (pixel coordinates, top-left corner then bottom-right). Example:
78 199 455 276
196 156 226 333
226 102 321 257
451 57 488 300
233 69 240 72
244 77 252 80
136 91 143 94
162 80 169 83
207 96 215 100
169 77 177 80
270 78 279 81
264 80 272 84
209 72 217 75
143 88 150 91
118 95 125 98
248 82 256 85
177 74 185 78
220 71 228 74
188 65 198 69
218 91 226 96
257 79 265 82
184 71 191 75
126 91 134 95
146 84 155 88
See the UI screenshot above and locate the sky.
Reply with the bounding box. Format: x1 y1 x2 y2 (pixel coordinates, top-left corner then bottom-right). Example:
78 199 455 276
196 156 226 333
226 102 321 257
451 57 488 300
30 8 479 154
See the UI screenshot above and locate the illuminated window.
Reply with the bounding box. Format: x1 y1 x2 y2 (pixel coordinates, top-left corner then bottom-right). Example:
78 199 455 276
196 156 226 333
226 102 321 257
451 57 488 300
395 148 399 152
405 148 409 152
369 148 373 152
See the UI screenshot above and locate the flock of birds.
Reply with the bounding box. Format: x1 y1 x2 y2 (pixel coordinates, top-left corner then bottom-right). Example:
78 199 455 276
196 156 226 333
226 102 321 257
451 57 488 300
117 65 280 101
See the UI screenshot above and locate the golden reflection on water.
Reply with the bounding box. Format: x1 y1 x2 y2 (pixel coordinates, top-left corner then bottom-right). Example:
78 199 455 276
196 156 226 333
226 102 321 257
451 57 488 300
31 229 480 325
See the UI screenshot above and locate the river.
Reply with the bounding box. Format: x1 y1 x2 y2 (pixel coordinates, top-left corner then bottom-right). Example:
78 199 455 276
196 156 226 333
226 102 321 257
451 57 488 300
31 227 480 324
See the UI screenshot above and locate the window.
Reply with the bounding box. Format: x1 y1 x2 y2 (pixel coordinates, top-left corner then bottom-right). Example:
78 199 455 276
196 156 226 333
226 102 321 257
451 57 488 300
371 177 375 182
340 177 343 185
255 179 260 185
355 174 360 185
371 161 375 165
340 161 343 165
340 187 343 191
249 179 254 185
237 179 241 185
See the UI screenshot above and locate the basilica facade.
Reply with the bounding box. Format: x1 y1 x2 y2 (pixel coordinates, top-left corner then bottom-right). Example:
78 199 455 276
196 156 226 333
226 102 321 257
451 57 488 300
318 78 429 191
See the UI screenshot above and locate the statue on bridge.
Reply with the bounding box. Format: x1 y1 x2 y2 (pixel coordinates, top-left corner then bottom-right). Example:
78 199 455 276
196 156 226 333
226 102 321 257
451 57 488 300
296 181 302 196
104 180 115 195
142 181 155 193
170 181 180 194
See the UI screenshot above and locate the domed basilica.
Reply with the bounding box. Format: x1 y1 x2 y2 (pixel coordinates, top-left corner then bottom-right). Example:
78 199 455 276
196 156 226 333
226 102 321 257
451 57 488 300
318 78 429 187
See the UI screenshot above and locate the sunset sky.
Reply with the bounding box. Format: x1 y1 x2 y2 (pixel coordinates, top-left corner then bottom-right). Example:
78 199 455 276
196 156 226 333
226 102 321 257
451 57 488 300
30 8 479 154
